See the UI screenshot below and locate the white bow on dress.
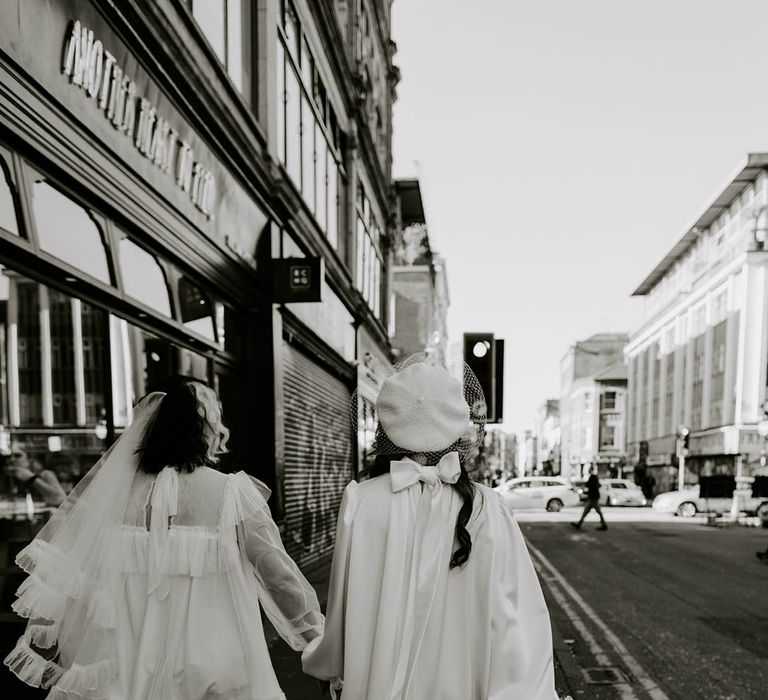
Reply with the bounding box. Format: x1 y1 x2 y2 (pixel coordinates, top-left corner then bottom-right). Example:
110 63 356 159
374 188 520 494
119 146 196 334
389 452 461 492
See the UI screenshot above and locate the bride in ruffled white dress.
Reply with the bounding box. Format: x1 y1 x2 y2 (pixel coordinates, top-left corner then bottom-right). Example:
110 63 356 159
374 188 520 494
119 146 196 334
4 377 323 700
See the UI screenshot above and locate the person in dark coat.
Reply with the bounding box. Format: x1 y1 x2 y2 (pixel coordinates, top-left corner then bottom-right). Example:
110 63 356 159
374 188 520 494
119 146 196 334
571 466 608 531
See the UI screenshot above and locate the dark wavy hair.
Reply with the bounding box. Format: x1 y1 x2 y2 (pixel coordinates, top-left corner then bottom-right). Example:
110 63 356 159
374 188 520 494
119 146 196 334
137 376 229 474
371 452 476 569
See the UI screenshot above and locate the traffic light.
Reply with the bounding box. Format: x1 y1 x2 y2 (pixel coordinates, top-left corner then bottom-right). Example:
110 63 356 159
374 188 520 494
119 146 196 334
493 339 505 424
676 426 690 457
463 333 504 423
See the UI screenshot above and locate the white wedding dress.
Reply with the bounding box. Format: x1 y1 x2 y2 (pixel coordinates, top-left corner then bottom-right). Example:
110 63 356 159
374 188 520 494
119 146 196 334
302 467 557 700
6 465 322 700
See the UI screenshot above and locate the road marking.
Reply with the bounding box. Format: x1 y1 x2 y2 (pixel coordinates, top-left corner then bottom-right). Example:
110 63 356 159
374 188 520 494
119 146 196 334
529 543 671 700
532 559 638 700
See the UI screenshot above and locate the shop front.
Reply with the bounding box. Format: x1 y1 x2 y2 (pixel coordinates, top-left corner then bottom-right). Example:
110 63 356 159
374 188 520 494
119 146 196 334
0 1 271 683
271 228 359 573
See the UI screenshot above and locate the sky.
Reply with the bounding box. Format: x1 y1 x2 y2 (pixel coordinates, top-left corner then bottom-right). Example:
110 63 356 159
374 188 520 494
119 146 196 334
391 0 768 434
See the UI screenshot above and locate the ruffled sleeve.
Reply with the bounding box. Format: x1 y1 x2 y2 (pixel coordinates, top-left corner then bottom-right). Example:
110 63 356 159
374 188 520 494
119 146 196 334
301 480 359 687
222 471 324 651
488 496 557 699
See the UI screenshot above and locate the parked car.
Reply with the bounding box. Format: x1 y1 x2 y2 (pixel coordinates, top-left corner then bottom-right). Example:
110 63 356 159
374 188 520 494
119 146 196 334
652 479 768 518
600 479 647 507
494 477 581 512
571 478 646 506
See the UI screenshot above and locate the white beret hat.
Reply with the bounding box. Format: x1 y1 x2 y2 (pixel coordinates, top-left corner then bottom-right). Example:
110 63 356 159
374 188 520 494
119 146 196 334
376 363 471 453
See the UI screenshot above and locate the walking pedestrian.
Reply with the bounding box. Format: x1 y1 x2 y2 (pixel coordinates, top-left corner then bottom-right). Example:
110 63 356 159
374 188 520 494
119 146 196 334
302 354 557 699
571 465 608 530
5 376 323 699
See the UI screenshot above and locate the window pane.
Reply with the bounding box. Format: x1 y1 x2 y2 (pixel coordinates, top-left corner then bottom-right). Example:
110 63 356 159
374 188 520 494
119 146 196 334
368 241 375 304
277 41 286 165
117 233 172 317
16 279 43 424
356 218 365 291
327 161 338 249
0 153 19 236
283 0 300 59
227 0 244 91
285 66 302 184
301 95 315 211
193 0 226 62
111 317 209 428
315 126 327 232
179 276 216 341
32 178 111 284
301 38 313 88
49 289 76 425
81 301 107 423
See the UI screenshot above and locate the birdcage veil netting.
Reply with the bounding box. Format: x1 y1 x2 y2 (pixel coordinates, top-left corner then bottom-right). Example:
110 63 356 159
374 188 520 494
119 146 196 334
350 352 487 465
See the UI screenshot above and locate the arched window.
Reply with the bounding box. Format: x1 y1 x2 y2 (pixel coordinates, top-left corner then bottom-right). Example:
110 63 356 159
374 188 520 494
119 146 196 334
116 231 172 317
0 150 20 236
179 276 215 341
31 176 111 284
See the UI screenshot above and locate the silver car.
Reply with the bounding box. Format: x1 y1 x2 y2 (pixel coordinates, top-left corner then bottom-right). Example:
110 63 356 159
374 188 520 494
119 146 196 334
494 476 581 512
652 479 768 518
600 479 647 507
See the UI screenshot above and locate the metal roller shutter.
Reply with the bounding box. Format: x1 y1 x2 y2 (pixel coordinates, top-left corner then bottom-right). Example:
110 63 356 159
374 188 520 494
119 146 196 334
282 342 354 572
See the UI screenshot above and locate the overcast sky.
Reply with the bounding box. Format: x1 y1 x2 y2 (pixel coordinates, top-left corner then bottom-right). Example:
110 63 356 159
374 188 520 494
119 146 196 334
391 0 768 434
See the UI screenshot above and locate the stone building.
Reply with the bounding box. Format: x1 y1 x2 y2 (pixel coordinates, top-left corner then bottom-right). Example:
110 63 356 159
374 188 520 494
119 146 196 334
560 334 629 480
626 153 768 493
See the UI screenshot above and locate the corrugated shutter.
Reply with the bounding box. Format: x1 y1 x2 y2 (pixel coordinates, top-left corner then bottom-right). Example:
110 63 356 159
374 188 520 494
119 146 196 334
282 342 354 572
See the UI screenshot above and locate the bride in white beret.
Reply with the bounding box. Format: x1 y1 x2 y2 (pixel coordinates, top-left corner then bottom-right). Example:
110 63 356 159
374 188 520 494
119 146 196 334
302 354 557 699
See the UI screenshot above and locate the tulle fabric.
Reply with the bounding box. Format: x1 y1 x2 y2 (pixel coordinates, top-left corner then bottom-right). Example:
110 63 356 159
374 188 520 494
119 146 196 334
4 393 165 698
4 392 323 700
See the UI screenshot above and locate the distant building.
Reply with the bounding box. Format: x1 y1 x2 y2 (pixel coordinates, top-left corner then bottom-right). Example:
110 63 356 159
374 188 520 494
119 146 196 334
560 334 629 480
391 179 449 363
482 428 514 486
519 430 538 476
536 399 561 475
627 153 768 494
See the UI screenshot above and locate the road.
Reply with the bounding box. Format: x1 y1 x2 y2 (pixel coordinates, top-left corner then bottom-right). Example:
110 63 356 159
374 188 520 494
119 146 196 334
520 506 768 700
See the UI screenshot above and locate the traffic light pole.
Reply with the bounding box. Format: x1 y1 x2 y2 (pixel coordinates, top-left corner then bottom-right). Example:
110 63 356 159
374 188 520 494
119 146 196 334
676 426 689 492
677 451 685 492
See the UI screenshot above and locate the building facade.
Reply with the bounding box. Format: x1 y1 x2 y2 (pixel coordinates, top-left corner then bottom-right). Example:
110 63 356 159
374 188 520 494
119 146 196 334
560 334 628 480
0 0 398 615
535 399 561 475
389 178 449 363
626 153 768 494
518 430 538 476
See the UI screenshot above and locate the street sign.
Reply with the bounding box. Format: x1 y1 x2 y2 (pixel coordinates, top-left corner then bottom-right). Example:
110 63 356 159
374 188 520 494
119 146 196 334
273 257 323 303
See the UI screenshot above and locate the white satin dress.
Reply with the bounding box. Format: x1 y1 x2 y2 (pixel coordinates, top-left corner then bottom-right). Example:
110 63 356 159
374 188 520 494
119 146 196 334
302 454 557 700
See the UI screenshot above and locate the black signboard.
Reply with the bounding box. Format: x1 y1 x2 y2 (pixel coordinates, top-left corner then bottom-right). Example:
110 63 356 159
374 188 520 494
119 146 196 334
699 475 736 499
272 257 323 303
752 476 768 498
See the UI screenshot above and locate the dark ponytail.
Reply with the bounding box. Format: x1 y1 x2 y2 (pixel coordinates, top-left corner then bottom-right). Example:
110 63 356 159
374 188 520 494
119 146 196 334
370 452 476 570
449 467 475 569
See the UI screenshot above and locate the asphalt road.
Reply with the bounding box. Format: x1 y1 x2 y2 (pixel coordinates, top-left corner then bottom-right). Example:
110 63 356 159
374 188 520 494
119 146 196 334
521 507 768 700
